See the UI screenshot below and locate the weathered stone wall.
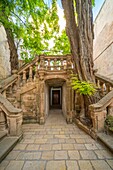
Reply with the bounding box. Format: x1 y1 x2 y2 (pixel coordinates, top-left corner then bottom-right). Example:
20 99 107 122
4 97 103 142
21 88 37 121
93 0 113 79
0 25 11 80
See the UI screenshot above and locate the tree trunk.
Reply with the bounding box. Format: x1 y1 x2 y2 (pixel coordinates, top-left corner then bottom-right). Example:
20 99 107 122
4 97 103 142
5 28 19 72
1 5 19 72
61 0 97 120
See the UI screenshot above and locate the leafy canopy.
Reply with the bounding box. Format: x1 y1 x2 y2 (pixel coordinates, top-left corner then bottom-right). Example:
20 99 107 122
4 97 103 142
0 0 70 61
70 74 96 96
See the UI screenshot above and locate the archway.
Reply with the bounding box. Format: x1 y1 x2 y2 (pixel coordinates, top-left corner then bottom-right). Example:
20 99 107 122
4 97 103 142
44 78 67 119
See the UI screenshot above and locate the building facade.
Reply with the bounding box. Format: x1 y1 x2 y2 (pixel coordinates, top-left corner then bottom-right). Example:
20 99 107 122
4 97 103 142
93 0 113 79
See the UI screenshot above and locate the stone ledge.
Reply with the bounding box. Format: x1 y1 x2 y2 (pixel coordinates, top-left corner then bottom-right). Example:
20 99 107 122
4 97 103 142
0 131 7 141
0 135 22 163
0 94 22 114
97 133 113 153
74 118 97 139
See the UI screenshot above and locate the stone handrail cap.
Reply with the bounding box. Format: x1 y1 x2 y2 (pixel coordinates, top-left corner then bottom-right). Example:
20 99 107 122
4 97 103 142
0 94 22 114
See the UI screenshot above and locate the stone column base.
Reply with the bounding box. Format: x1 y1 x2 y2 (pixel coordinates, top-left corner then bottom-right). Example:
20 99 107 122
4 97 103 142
66 115 72 124
40 117 45 125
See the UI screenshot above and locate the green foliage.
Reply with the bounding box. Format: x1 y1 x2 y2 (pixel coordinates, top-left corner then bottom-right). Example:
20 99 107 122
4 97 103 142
0 0 70 62
70 74 96 96
105 115 113 128
52 30 70 54
21 51 34 63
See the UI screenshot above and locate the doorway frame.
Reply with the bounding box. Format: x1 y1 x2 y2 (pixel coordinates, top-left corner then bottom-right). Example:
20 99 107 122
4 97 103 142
50 87 61 106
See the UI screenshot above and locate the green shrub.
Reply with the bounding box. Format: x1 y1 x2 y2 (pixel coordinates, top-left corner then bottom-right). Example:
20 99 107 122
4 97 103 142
105 115 113 127
70 74 96 96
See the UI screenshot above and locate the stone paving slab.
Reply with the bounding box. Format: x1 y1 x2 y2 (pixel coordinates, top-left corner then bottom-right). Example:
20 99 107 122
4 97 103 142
98 133 113 152
91 160 112 170
0 109 113 170
78 160 93 170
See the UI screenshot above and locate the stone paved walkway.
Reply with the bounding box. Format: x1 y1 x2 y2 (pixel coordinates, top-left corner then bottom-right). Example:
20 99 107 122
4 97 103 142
0 110 113 170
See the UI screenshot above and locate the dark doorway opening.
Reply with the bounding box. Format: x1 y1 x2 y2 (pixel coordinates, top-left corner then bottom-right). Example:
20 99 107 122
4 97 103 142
50 87 62 109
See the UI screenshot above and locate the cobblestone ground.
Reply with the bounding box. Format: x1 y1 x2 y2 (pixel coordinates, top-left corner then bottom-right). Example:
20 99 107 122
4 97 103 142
0 110 113 170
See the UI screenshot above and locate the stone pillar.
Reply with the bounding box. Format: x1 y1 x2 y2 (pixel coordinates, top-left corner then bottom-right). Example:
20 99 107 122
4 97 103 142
66 80 73 123
7 113 22 136
90 106 107 133
38 58 45 124
39 80 45 124
0 108 7 131
36 77 40 123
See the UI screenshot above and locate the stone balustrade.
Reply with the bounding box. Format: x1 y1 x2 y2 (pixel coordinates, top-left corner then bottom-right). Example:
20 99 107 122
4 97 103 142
88 74 113 135
39 55 72 71
0 55 72 97
95 73 113 96
89 90 113 134
0 94 22 136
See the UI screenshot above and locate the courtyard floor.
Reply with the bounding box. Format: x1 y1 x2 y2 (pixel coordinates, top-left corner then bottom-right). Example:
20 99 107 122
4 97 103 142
0 109 113 170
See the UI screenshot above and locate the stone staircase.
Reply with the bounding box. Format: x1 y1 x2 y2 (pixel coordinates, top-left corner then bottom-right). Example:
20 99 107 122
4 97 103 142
0 132 21 163
0 93 23 163
0 131 7 141
0 55 113 161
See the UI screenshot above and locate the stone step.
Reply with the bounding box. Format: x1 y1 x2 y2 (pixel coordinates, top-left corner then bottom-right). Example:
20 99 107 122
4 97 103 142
97 133 113 153
0 136 21 163
0 131 7 141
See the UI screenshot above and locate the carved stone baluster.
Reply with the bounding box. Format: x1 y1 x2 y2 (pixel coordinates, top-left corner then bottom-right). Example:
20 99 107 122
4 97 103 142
17 75 21 89
100 81 104 96
61 58 63 70
23 71 26 85
40 55 45 69
106 84 110 93
97 79 100 88
35 62 39 78
64 60 67 70
54 58 57 70
48 59 50 70
29 66 33 82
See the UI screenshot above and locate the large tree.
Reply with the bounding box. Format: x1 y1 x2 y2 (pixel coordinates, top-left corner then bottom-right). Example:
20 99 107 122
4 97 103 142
0 0 97 122
61 0 97 121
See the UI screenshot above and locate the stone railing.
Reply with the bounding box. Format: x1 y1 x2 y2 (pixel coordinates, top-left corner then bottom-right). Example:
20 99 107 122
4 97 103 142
89 74 113 134
0 56 40 99
39 55 72 71
95 73 113 97
0 55 72 99
0 94 22 136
